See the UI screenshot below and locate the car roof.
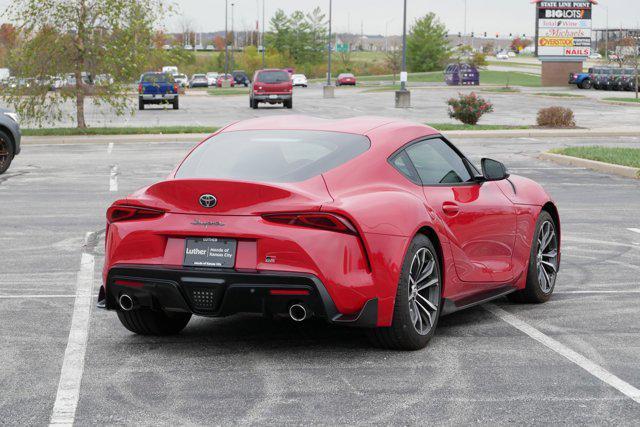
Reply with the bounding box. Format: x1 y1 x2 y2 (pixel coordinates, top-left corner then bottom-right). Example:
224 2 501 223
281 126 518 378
222 116 439 139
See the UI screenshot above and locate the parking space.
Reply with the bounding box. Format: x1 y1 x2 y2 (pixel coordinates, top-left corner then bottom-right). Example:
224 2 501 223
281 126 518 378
1 134 639 423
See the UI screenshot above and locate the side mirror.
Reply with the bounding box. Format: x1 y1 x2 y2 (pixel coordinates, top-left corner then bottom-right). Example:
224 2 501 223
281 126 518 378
481 158 509 181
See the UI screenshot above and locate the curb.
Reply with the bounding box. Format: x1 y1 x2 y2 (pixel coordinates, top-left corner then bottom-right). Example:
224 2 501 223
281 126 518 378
21 133 210 145
19 127 640 145
539 152 640 179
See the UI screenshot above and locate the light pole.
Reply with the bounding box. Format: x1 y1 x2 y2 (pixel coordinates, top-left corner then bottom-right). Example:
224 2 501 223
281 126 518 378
395 0 410 107
262 0 265 68
400 0 407 92
231 2 235 69
323 0 334 98
224 0 229 76
605 6 609 60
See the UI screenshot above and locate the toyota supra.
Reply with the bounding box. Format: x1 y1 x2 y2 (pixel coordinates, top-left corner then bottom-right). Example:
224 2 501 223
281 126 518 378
99 116 560 350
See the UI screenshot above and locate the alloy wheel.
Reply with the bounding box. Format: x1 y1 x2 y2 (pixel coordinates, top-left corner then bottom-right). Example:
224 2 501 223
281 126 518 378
536 221 558 293
407 247 440 335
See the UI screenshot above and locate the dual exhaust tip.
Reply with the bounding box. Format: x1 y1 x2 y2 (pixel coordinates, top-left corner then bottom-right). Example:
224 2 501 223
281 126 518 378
119 293 310 321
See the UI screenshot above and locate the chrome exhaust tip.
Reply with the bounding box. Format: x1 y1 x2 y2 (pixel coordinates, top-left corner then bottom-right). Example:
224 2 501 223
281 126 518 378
289 303 308 322
118 294 134 311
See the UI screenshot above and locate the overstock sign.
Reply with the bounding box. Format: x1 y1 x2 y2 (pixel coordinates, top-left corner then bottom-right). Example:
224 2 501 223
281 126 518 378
536 0 593 60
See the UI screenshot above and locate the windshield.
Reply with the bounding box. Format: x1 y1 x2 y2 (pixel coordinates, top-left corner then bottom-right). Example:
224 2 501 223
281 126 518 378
257 71 290 83
175 130 371 183
141 73 173 83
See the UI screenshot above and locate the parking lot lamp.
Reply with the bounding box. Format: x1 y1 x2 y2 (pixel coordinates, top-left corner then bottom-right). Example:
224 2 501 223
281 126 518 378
395 0 410 107
323 0 334 98
262 0 266 68
225 0 229 76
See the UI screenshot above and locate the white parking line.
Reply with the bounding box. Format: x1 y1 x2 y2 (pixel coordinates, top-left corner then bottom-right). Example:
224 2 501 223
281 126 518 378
107 142 113 154
109 165 118 192
555 290 640 294
628 228 640 234
485 303 640 405
0 294 77 299
50 234 95 426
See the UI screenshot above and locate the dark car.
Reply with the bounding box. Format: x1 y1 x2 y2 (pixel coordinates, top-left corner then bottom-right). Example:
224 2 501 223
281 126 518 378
250 69 292 109
232 70 250 87
0 107 21 174
610 68 635 91
445 63 479 86
593 68 612 90
138 72 179 110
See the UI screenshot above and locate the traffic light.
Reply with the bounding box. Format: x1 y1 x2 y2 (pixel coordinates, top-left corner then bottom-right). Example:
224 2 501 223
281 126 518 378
458 32 461 38
471 32 474 38
484 32 487 38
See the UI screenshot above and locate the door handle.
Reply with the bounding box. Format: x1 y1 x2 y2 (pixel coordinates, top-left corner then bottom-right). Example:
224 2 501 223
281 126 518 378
442 202 460 216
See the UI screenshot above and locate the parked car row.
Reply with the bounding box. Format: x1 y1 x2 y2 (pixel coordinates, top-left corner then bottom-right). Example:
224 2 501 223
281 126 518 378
570 67 638 91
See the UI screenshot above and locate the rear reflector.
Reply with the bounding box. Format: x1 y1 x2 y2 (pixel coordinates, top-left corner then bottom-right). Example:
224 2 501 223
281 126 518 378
114 279 145 288
107 205 165 223
262 212 358 235
269 289 310 296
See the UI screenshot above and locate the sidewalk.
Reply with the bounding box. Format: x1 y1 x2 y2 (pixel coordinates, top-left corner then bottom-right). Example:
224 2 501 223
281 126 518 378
20 126 640 145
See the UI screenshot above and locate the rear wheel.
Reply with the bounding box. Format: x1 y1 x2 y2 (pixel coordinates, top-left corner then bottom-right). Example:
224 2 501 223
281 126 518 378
0 130 14 175
138 97 144 110
580 79 592 89
117 309 191 335
509 211 559 303
285 99 293 109
172 97 179 110
368 234 441 350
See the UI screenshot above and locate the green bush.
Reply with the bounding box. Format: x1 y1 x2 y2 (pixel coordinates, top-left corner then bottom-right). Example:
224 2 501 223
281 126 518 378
446 92 494 125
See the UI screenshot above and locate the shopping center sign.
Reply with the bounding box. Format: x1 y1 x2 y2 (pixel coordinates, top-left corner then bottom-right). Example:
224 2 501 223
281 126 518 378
534 0 596 60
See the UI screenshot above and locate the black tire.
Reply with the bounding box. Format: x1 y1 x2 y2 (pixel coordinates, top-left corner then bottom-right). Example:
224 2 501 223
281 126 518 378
172 97 179 110
580 79 592 90
508 210 559 304
117 309 191 335
138 97 144 110
0 130 14 175
250 97 258 109
284 99 293 109
368 234 442 350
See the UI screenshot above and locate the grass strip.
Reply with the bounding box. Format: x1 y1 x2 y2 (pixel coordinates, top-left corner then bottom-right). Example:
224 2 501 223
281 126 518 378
551 146 640 169
22 126 219 136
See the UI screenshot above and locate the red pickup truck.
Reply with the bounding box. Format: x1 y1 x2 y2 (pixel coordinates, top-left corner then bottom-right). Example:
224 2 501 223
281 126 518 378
250 69 293 109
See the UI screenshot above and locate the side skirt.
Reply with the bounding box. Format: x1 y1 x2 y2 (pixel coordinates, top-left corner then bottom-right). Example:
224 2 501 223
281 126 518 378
441 285 517 316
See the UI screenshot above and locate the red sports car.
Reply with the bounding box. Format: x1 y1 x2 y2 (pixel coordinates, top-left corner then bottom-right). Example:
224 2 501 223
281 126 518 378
336 73 356 86
99 117 560 350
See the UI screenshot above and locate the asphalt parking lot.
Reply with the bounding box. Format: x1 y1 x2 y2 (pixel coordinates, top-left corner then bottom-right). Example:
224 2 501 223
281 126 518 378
1 133 639 424
8 84 639 130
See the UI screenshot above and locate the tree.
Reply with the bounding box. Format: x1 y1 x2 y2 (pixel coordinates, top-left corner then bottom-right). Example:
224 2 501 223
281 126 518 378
2 0 168 128
384 44 401 83
265 7 327 67
406 13 450 72
510 37 532 53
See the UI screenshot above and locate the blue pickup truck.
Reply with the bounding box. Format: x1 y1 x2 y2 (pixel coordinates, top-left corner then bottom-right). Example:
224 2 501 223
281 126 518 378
138 72 179 110
568 68 593 89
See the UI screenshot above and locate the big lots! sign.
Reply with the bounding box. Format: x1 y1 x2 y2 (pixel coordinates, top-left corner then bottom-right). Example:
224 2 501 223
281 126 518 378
534 0 595 60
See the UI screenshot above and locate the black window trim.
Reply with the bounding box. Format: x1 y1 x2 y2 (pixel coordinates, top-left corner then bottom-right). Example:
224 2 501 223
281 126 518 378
387 134 480 187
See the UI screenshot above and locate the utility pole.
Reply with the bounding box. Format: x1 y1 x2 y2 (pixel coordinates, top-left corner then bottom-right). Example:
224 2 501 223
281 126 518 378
395 0 410 107
224 0 229 76
262 0 265 68
605 6 609 61
323 0 334 98
231 2 235 69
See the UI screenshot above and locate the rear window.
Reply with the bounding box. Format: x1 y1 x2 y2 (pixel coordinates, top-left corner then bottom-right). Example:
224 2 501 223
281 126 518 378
142 73 173 83
257 71 289 83
175 130 371 183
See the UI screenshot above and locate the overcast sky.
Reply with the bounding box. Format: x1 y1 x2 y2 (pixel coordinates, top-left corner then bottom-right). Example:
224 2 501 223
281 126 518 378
0 0 637 36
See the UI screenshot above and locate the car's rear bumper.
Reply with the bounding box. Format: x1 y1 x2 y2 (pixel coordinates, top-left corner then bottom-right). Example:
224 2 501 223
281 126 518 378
141 94 177 101
252 94 292 102
99 264 378 327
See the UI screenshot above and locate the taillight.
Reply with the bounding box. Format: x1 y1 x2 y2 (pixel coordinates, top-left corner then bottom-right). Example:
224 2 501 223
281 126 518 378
174 83 179 92
138 83 142 94
107 205 165 223
262 212 357 235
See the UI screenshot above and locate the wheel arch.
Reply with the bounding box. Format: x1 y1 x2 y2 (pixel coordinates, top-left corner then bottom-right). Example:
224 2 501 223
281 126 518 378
541 201 560 243
0 125 16 154
415 225 446 296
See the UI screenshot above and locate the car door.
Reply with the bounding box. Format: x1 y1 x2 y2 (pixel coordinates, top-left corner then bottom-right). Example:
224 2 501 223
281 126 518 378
401 137 517 283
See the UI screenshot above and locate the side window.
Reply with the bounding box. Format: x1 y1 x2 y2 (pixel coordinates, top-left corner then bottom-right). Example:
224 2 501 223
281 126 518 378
390 151 420 184
404 138 472 185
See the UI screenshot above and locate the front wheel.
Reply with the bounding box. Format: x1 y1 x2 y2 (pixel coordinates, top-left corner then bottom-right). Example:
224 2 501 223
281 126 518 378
138 97 144 110
172 97 179 110
0 130 14 175
580 79 592 89
368 234 441 350
509 211 559 303
117 309 191 335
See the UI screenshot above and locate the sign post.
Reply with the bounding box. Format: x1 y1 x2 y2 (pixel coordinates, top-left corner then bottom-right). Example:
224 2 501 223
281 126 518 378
533 0 596 86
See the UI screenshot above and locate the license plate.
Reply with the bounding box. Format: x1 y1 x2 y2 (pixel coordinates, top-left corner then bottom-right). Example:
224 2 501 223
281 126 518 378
269 94 278 99
183 237 237 268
